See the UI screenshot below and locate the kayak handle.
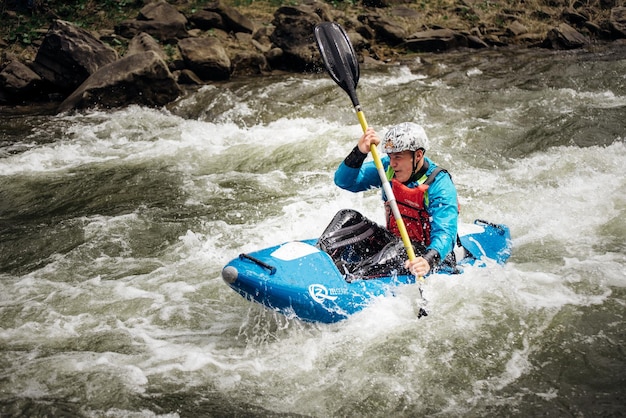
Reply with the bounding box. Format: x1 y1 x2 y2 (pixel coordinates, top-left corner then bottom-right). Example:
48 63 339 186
239 253 277 275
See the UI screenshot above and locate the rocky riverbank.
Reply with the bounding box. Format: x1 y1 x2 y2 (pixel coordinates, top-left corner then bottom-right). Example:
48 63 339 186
1 0 626 114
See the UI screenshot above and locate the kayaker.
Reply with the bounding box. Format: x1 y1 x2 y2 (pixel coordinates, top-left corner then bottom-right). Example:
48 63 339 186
333 122 459 278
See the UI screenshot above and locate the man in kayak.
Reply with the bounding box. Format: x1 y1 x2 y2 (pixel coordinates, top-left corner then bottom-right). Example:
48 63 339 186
331 122 459 278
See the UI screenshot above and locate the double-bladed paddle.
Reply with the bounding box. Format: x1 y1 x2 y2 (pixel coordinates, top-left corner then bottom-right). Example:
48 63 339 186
314 22 418 265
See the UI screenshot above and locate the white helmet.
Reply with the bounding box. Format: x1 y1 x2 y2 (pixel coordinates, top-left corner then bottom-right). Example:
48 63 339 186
382 122 429 154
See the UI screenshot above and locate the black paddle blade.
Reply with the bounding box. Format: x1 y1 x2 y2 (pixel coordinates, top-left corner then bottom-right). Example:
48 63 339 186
314 22 360 107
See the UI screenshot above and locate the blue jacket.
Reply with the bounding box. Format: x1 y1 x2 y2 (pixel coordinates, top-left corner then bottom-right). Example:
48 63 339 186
334 155 458 260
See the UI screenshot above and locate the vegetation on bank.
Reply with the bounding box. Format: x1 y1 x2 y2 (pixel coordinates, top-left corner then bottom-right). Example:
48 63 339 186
2 0 616 56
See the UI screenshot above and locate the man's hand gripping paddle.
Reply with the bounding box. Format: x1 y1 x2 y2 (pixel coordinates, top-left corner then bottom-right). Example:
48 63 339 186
314 22 422 279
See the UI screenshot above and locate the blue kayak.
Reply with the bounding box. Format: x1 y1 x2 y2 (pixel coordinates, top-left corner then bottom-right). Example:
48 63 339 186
222 217 511 323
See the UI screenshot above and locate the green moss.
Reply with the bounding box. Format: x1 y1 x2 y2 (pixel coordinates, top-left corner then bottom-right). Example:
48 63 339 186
1 0 138 48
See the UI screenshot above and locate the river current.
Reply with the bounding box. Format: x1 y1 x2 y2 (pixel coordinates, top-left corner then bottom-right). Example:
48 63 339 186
1 44 625 417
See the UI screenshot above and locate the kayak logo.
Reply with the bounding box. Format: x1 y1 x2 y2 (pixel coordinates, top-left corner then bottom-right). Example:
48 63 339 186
308 284 337 303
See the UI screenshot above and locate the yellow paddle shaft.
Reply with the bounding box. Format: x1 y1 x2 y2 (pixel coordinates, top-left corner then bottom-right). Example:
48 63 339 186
355 109 416 262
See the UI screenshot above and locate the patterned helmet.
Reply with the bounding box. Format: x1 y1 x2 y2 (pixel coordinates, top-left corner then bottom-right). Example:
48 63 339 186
382 122 429 154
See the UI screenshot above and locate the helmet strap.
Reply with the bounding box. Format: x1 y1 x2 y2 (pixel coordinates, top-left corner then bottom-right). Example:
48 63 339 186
411 150 424 175
409 151 429 183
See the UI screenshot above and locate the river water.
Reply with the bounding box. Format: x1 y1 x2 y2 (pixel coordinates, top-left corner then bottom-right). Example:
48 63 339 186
1 44 625 417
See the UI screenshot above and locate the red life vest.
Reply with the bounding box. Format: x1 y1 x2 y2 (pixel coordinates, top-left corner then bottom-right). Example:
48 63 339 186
385 167 444 245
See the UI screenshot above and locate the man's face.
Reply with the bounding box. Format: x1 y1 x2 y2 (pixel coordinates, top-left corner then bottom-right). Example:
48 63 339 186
389 150 420 183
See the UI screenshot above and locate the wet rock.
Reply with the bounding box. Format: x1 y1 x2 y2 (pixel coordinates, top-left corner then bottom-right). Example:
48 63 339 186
188 10 225 31
507 21 528 37
609 6 626 37
177 37 231 81
483 34 508 47
466 34 489 49
0 60 43 104
404 29 469 52
390 6 421 19
362 0 408 7
32 20 118 94
115 0 188 42
253 25 274 48
543 23 589 49
231 50 270 76
177 68 203 85
562 8 589 26
200 1 255 34
127 32 167 61
58 51 181 112
269 1 331 71
362 15 407 46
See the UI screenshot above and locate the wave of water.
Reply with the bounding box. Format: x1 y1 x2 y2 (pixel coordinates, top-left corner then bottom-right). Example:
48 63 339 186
1 45 625 416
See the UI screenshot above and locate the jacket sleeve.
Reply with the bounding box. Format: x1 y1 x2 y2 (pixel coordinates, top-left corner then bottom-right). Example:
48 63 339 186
426 172 459 259
334 153 385 192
